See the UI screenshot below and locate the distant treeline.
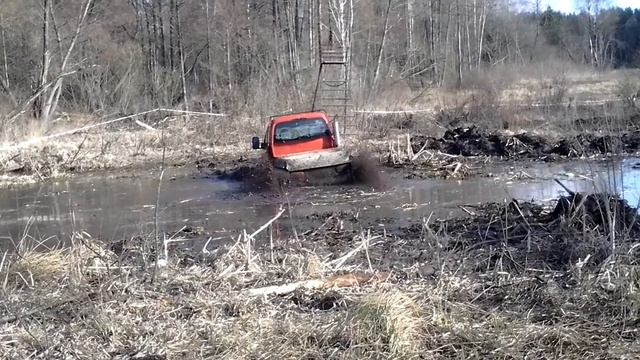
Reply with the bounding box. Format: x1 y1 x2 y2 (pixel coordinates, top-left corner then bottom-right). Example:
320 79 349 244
536 6 640 68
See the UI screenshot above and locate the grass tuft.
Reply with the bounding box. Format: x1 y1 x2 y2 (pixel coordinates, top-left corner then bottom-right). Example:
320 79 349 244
348 290 424 358
6 250 68 287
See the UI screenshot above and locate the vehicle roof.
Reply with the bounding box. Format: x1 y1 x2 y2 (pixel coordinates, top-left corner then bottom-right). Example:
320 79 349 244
270 111 330 125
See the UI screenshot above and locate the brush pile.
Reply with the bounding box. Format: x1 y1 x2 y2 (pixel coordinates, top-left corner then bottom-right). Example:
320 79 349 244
411 126 640 159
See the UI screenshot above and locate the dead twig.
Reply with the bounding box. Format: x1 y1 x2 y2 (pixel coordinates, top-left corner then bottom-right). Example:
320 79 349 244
247 271 391 297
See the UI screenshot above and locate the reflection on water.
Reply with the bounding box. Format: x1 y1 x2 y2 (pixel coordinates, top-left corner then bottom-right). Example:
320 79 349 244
0 158 638 251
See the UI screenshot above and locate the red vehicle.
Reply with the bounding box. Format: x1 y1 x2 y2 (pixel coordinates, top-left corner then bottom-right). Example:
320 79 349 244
251 111 353 184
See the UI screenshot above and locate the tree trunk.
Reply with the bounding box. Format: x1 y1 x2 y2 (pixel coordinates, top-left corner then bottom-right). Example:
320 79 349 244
441 2 452 86
272 0 283 83
0 13 15 107
0 13 9 92
530 0 541 62
372 0 392 94
169 0 176 70
406 0 414 71
465 0 472 71
174 0 189 115
308 0 314 66
42 0 93 122
226 27 232 90
428 0 437 81
39 0 51 120
158 0 167 67
205 0 215 111
477 0 486 67
455 0 463 88
151 0 159 67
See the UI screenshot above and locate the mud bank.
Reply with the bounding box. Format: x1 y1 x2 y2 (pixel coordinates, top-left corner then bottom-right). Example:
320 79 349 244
0 117 254 188
411 125 640 160
2 192 639 359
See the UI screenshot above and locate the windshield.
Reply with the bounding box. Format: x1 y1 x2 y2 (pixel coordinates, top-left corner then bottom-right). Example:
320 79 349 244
274 119 329 143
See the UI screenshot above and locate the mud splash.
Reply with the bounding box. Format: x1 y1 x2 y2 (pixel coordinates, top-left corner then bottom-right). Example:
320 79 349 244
204 153 383 189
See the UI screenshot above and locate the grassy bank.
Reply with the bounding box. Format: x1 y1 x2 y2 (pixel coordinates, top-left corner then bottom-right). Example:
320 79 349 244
0 69 638 186
1 193 639 359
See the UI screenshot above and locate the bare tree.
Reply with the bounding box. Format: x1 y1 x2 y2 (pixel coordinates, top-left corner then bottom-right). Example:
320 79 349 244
40 0 93 123
372 0 392 93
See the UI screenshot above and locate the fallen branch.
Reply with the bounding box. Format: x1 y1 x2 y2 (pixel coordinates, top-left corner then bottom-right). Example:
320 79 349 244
247 271 391 297
410 141 429 162
135 119 157 131
354 109 432 114
327 234 382 270
451 162 462 176
554 178 576 196
249 208 286 239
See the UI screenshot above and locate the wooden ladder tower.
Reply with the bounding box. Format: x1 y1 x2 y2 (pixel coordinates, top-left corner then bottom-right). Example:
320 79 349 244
311 1 353 133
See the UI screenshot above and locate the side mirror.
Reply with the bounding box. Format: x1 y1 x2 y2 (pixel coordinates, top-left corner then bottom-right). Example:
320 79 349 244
324 129 333 137
251 136 261 150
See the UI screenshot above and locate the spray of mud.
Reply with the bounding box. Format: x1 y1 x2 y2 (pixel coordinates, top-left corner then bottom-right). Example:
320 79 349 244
205 152 385 191
351 153 384 187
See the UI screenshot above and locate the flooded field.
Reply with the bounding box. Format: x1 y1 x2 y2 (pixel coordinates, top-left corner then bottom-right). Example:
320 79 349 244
1 157 639 252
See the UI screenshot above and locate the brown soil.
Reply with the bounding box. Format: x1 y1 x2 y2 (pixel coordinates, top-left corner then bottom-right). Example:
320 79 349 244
412 125 640 160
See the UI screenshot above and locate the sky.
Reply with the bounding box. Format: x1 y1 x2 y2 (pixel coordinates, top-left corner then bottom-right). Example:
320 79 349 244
541 0 640 13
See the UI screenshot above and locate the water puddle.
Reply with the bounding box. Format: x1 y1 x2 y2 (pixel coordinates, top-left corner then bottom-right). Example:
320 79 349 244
1 158 639 251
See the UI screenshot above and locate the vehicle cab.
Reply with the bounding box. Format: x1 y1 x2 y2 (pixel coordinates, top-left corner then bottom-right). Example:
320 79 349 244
251 111 350 176
252 111 341 159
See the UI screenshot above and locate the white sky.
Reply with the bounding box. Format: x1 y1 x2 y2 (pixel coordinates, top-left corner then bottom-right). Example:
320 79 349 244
541 0 640 13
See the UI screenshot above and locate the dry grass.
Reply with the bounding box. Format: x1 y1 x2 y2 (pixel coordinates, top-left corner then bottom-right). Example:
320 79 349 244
348 290 424 358
0 67 637 188
1 193 640 359
0 114 262 187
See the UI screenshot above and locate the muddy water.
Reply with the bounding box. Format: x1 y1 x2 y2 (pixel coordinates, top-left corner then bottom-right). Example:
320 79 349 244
1 158 639 251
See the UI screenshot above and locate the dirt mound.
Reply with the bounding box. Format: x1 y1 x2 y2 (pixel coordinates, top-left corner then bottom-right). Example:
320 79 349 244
412 126 640 159
550 192 638 231
419 193 639 271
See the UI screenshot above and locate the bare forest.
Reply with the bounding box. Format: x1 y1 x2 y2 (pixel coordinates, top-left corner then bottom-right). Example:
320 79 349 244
0 0 638 122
